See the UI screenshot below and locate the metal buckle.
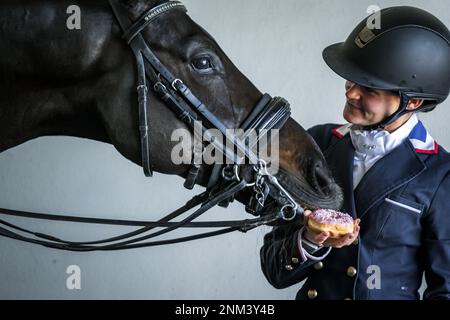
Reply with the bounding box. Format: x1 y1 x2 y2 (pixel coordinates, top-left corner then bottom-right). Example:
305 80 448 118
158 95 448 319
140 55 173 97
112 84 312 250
137 84 148 93
280 204 297 221
153 81 166 92
171 78 183 91
221 165 240 182
254 159 304 221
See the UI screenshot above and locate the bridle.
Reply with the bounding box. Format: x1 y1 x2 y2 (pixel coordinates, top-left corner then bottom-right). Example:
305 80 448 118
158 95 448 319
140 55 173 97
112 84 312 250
0 0 305 251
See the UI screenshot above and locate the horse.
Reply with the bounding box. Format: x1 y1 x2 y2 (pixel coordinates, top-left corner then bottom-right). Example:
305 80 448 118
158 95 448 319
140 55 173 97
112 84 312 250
0 0 343 249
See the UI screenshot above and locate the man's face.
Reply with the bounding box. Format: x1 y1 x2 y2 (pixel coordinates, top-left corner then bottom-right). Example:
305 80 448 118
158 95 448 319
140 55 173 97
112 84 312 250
343 81 401 126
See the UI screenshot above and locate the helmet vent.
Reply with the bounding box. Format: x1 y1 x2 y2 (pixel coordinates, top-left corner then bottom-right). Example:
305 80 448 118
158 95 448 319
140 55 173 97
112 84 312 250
355 26 377 48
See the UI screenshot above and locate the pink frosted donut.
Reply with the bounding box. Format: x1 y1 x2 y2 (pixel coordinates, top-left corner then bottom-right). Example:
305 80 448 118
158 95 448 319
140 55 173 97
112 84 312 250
307 209 354 238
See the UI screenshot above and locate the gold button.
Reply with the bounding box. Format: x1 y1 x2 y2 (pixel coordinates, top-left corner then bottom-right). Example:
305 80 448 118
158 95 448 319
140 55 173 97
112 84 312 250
307 289 318 299
285 264 293 271
291 257 299 264
346 266 357 277
314 261 323 270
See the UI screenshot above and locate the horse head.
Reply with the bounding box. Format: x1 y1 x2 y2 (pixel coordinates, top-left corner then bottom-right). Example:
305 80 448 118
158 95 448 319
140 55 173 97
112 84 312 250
101 0 343 213
0 0 343 230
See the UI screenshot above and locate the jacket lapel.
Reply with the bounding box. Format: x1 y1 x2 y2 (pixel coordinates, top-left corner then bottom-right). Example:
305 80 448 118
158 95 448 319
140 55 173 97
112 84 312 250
324 136 357 218
354 140 426 219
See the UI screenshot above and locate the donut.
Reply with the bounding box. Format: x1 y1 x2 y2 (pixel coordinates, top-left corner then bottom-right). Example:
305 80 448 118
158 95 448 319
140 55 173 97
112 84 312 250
307 209 354 238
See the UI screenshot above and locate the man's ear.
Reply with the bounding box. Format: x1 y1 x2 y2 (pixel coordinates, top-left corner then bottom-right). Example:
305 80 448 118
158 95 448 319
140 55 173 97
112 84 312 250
406 99 424 111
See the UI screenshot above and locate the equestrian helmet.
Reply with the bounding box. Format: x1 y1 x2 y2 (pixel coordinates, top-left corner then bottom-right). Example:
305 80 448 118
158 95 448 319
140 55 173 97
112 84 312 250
323 6 450 127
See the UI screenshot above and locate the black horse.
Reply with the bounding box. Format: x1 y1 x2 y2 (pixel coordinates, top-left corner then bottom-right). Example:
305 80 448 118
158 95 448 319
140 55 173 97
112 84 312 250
0 0 343 242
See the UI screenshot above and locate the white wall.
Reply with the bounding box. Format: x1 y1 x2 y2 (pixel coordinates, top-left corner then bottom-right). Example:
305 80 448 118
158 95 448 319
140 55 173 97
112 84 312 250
0 0 449 299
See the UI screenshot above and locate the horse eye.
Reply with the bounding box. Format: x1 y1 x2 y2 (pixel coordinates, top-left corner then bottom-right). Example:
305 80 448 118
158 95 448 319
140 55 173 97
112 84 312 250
192 56 213 72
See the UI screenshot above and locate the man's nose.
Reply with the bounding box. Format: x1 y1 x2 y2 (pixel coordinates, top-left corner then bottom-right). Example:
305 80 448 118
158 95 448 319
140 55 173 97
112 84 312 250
345 81 362 100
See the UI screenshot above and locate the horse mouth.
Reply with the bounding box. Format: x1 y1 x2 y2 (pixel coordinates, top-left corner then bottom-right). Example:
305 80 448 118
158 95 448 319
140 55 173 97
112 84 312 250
275 167 343 211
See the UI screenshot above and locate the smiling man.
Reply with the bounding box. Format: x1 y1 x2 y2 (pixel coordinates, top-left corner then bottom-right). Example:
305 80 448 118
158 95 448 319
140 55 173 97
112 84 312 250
260 6 450 300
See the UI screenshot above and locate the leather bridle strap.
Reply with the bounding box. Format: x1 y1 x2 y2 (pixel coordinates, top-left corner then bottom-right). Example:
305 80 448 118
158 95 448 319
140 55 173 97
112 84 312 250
122 1 187 44
0 209 276 248
111 0 266 168
110 0 156 177
111 0 300 219
205 95 291 195
0 1 300 252
0 192 207 247
0 224 239 250
0 180 264 251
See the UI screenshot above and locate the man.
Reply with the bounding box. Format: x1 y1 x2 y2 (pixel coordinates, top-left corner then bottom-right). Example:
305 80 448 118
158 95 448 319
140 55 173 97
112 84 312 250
260 6 450 300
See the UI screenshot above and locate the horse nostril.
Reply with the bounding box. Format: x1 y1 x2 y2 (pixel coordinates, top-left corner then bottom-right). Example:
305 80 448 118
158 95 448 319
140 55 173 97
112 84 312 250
310 161 333 196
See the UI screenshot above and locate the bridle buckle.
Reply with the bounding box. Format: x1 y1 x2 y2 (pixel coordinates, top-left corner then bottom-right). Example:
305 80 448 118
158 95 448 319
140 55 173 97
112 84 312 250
221 165 240 182
171 78 183 91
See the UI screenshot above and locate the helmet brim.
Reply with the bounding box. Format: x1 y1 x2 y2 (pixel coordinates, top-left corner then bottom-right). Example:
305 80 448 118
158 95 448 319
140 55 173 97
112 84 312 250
322 43 400 91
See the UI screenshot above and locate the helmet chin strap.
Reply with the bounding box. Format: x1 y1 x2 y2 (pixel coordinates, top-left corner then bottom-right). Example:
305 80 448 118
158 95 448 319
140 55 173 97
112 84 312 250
361 92 412 131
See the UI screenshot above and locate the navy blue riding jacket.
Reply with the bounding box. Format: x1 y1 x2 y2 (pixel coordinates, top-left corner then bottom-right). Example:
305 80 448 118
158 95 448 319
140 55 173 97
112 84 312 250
260 122 450 300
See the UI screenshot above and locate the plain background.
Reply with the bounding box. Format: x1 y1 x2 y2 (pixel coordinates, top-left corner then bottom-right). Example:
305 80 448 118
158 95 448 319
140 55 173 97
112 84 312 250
0 0 449 299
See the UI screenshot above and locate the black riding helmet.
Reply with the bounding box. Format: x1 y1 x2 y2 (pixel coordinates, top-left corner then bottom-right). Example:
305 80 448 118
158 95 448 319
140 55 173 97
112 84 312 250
323 6 450 130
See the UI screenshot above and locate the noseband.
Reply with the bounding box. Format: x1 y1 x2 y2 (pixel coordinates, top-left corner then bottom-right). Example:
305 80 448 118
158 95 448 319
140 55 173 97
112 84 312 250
0 0 305 251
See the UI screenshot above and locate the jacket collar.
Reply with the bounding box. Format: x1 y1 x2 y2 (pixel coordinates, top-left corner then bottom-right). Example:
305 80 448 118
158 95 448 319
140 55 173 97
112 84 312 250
331 120 438 155
408 120 438 155
328 121 433 219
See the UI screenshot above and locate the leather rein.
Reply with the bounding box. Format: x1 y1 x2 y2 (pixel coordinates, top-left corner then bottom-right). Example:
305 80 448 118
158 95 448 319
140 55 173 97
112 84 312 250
0 0 305 251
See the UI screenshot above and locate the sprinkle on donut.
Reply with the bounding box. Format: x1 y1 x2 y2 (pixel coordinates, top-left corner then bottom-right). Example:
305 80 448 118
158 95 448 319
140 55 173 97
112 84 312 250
310 209 353 225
